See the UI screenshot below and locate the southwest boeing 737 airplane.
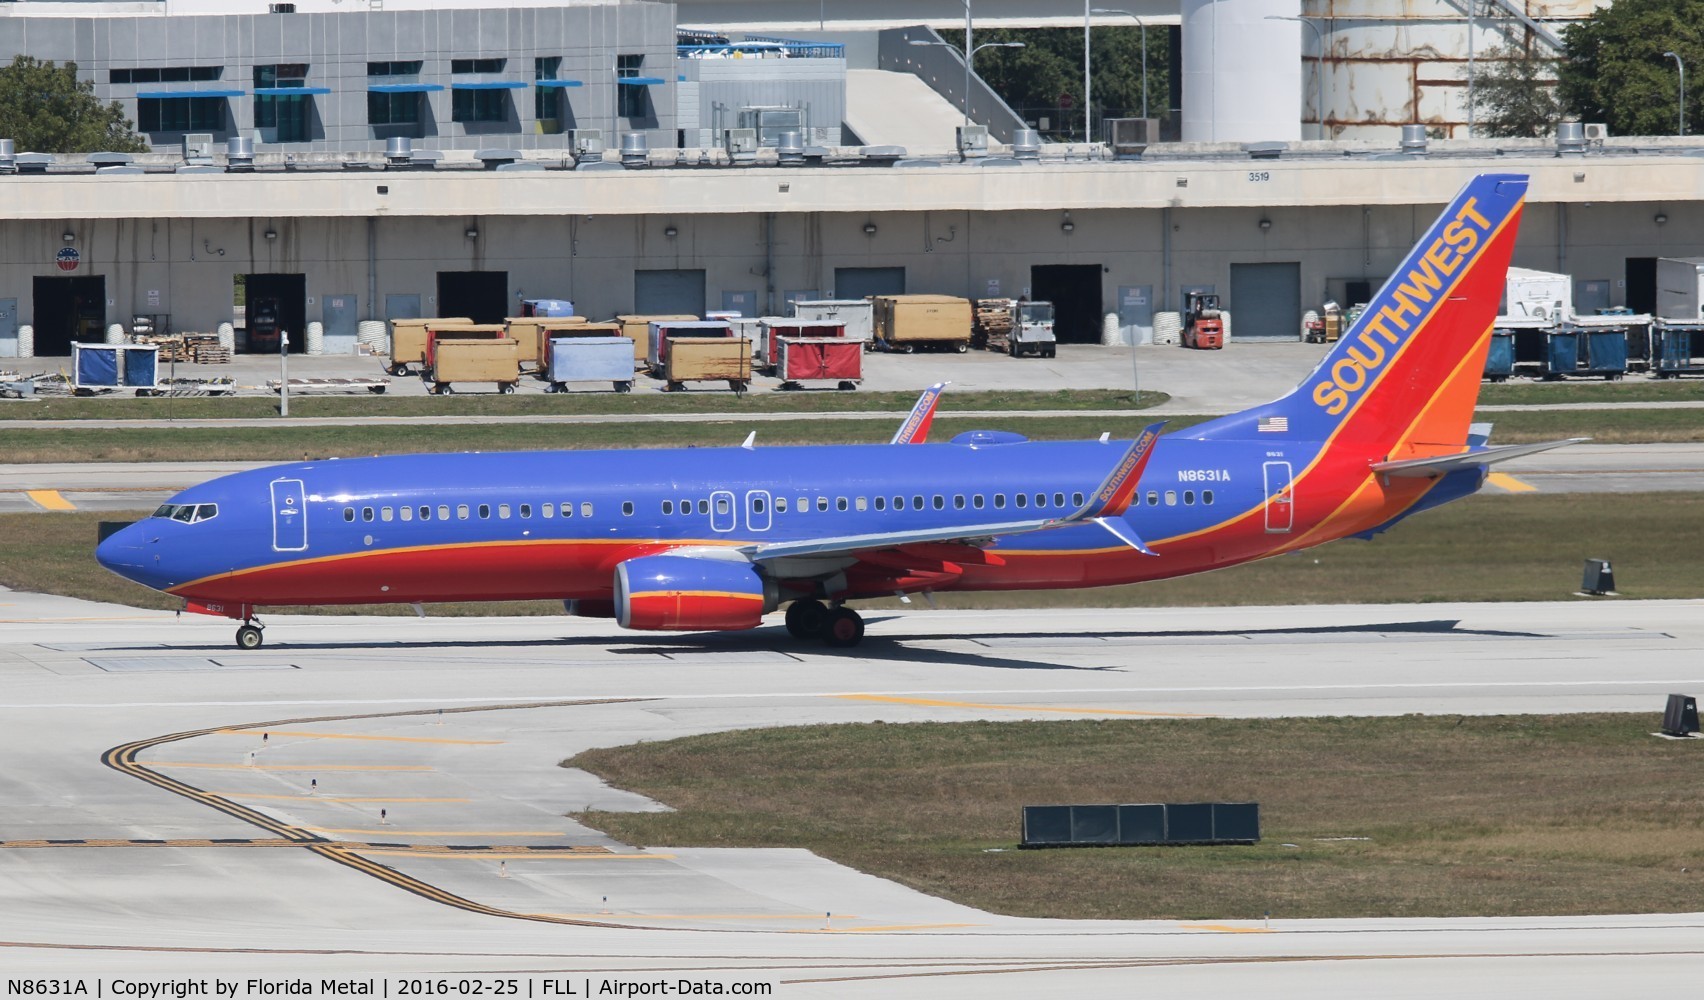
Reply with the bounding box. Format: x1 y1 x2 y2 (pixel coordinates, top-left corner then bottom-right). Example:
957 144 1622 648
98 172 1578 650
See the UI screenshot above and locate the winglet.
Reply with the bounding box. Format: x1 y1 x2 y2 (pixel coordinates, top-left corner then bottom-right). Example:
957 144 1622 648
891 382 950 445
1074 421 1166 519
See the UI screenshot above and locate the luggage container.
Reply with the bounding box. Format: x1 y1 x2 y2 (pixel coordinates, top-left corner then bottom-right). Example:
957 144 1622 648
1657 258 1704 321
872 295 972 353
663 337 751 394
1540 327 1628 380
1652 322 1704 377
1483 330 1515 382
1539 329 1579 379
544 336 635 393
520 298 575 318
616 314 697 366
73 342 159 396
387 317 473 375
1501 267 1572 324
648 319 733 373
425 337 521 394
1583 329 1628 379
791 299 874 349
506 317 590 372
758 319 846 372
775 336 861 390
537 322 624 382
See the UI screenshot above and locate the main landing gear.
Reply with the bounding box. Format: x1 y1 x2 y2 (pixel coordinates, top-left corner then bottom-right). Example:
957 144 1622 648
784 599 865 648
235 617 265 650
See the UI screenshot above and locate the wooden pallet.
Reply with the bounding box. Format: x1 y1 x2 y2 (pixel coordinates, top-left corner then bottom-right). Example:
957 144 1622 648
975 298 1014 351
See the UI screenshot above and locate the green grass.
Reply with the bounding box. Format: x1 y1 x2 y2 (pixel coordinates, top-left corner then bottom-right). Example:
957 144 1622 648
0 388 1161 421
1479 379 1704 405
10 492 1703 615
566 714 1704 920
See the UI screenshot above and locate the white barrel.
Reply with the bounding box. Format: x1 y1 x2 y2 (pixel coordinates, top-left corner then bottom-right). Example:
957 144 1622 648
105 323 125 344
1219 309 1232 342
305 321 325 356
1100 312 1126 347
216 322 235 351
1154 311 1183 346
18 324 32 358
356 320 386 352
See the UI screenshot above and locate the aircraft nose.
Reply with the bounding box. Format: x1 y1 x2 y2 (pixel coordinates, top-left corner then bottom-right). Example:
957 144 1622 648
95 522 151 582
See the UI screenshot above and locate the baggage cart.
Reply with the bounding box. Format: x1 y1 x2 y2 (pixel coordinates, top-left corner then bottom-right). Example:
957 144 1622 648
537 322 624 381
648 319 733 373
1583 329 1628 379
425 337 521 394
872 295 972 353
1483 330 1515 382
544 336 635 393
616 314 697 367
387 317 472 375
1539 329 1579 379
775 336 861 390
506 317 589 372
791 299 874 349
1657 258 1704 322
73 342 160 396
1540 327 1628 380
520 298 575 318
662 337 751 394
1652 322 1704 377
267 376 390 395
758 319 846 372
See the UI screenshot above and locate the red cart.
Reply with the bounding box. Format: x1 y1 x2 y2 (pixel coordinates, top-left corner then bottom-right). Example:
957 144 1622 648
775 336 861 390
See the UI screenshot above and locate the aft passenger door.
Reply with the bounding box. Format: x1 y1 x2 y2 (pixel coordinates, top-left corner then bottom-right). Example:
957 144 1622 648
1262 461 1294 534
271 478 307 551
709 490 737 533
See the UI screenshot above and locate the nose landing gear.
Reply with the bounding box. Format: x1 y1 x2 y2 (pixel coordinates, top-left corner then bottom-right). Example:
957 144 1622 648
235 618 265 650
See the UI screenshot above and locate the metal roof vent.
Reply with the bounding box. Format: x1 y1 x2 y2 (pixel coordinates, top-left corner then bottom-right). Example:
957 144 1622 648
1556 122 1587 157
226 135 255 171
1011 128 1042 160
385 136 412 166
475 148 523 170
620 132 650 168
0 139 14 174
1399 124 1428 155
15 152 53 174
1243 142 1285 160
775 131 805 165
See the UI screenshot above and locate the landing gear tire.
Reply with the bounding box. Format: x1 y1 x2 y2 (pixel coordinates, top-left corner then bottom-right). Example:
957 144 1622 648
824 607 865 648
235 624 264 650
785 599 830 640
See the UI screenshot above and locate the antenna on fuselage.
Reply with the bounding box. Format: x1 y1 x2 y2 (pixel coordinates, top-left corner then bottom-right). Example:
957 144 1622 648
741 431 756 450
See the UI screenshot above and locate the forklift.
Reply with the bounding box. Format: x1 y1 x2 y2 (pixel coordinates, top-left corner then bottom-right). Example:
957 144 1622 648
1182 291 1224 349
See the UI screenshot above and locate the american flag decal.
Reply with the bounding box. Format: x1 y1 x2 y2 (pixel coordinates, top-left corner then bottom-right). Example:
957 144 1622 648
1258 416 1289 433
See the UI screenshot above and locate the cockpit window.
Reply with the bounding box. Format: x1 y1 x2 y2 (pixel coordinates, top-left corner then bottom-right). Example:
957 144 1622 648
193 503 218 522
153 503 218 523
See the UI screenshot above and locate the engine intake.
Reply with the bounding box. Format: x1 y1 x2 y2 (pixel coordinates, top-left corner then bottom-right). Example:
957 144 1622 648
613 555 776 632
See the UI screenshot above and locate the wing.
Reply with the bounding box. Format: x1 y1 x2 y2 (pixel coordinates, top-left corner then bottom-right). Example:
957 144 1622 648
890 382 950 445
745 422 1167 564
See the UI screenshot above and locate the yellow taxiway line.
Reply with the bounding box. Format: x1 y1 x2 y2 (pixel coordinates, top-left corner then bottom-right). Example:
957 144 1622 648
311 828 568 837
146 762 433 771
837 694 1210 718
536 913 864 921
26 490 76 511
1486 472 1537 493
223 794 470 803
1179 923 1276 934
791 923 978 933
217 728 503 746
360 850 673 860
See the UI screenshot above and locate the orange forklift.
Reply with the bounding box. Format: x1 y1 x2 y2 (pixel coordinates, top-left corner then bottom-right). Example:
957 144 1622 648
1182 291 1224 349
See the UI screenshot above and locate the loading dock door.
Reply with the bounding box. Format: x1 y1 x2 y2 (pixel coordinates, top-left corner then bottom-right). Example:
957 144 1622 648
241 273 307 354
1031 264 1103 344
31 276 107 356
1626 258 1658 316
833 267 905 301
322 295 358 354
1229 262 1302 340
0 298 17 358
437 271 509 324
634 269 707 316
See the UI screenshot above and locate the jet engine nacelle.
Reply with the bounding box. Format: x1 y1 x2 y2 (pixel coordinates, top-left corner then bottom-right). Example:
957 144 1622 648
613 555 777 632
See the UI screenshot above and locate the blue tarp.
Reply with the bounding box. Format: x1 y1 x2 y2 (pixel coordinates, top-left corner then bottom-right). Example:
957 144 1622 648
75 345 118 387
123 347 157 387
534 80 584 88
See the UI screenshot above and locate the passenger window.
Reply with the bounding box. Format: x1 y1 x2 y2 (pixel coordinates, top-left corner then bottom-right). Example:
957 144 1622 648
622 501 634 517
874 496 886 511
933 495 945 510
1184 491 1195 505
541 503 553 519
1034 493 1047 507
698 499 710 515
1054 493 1066 508
478 504 491 519
894 496 906 510
993 494 1005 509
776 497 789 513
817 497 829 512
663 500 674 515
400 506 413 522
457 504 470 519
361 507 374 522
836 497 848 512
498 504 511 519
754 497 767 513
953 495 966 509
715 496 730 515
561 502 573 518
1165 491 1177 506
680 497 691 511
418 506 430 521
1072 492 1084 507
1204 490 1215 505
855 497 867 512
973 495 985 509
380 507 394 522
439 505 450 520
1147 491 1159 507
519 504 531 518
912 495 924 509
581 502 594 518
797 497 808 512
343 507 355 522
1015 493 1028 509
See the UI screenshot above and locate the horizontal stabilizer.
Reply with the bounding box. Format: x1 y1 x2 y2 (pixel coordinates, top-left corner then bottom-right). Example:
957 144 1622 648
1370 437 1587 478
1094 517 1157 556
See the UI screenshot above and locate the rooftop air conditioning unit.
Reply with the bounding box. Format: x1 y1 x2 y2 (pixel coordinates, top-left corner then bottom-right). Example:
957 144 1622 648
1104 118 1158 159
1582 123 1609 142
269 3 296 13
956 125 989 160
570 129 605 163
723 128 758 163
183 133 215 163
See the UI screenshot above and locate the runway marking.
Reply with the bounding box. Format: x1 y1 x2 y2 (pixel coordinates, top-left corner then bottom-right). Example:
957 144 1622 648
1486 472 1537 493
145 762 433 771
836 694 1211 718
535 913 864 921
309 829 569 837
1179 923 1276 934
25 490 75 511
223 794 471 803
359 850 671 860
791 923 979 933
215 728 503 746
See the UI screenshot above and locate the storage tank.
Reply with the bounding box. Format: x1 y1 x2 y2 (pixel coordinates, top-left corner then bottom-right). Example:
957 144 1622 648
1182 0 1302 142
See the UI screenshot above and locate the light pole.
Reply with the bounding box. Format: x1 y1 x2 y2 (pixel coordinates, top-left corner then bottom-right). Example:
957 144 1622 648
909 38 1025 127
1091 8 1147 120
1267 15 1327 140
1665 51 1687 136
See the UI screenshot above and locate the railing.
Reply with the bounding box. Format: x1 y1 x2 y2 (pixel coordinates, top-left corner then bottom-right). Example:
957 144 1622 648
678 40 845 60
876 26 1027 144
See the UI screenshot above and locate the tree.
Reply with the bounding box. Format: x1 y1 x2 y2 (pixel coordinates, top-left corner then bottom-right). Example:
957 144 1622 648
1471 45 1564 138
0 55 148 153
939 27 1172 137
1559 0 1703 136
